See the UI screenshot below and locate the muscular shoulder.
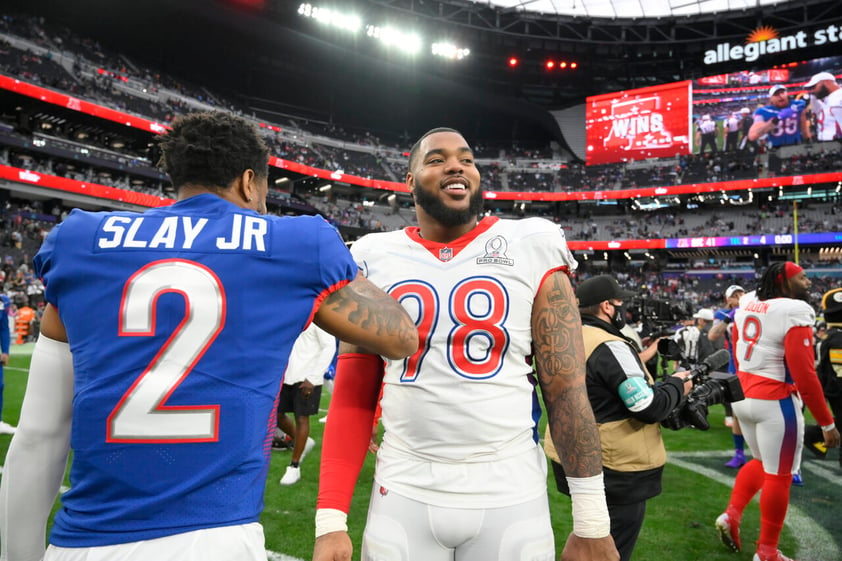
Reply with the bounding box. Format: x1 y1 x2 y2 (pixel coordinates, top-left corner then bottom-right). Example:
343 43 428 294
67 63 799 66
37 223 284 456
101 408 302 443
350 229 406 257
498 217 563 239
770 298 815 326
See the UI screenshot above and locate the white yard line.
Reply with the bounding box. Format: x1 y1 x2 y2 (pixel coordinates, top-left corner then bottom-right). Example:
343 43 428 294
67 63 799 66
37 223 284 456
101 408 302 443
669 451 840 561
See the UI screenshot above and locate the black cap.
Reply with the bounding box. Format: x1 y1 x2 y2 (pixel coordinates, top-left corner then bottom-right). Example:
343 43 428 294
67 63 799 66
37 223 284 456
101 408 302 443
576 275 637 308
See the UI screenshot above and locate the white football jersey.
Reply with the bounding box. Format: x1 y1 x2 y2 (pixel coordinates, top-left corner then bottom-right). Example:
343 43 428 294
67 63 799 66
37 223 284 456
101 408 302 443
733 291 815 384
812 88 842 141
351 216 577 507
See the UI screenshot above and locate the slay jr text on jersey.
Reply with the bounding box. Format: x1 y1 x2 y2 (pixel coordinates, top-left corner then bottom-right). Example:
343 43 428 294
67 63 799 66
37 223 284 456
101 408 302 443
95 214 268 251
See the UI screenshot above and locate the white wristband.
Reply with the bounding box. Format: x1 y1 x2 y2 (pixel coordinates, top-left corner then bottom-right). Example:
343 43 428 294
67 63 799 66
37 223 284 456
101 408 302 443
821 423 836 432
566 473 611 539
315 508 348 538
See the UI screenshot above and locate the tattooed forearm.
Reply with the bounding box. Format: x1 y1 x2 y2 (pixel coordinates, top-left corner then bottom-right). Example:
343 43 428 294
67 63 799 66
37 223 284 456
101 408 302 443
533 271 603 478
320 273 418 359
544 384 603 477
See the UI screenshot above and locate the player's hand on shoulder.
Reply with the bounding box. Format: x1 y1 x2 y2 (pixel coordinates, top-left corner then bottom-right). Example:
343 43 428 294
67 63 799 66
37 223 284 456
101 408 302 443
560 532 620 561
313 531 353 561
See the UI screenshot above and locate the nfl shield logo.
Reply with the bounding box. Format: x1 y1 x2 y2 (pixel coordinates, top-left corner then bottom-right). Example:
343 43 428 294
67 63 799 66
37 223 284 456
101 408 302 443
439 247 453 262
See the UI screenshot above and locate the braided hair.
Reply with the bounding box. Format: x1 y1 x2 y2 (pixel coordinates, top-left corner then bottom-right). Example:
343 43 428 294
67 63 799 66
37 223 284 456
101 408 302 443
756 262 788 301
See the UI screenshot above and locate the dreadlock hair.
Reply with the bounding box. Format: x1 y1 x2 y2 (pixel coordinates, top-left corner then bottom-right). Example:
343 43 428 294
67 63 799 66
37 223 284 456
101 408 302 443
408 127 463 170
756 262 788 301
157 112 269 192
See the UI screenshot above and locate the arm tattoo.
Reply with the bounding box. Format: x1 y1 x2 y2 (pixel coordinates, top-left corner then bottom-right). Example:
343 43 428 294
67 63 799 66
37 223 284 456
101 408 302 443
321 276 416 350
533 272 603 478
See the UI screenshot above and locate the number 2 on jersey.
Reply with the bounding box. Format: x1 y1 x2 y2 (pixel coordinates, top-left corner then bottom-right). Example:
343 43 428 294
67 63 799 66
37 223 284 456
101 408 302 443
391 276 510 381
107 259 225 443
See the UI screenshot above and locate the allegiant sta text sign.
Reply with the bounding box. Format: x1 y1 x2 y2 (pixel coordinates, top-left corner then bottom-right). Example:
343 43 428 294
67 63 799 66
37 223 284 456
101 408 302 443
704 24 841 65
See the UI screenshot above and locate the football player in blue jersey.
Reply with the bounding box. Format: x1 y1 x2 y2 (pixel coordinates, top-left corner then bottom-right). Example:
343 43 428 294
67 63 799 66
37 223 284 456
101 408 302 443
747 85 812 149
0 111 418 561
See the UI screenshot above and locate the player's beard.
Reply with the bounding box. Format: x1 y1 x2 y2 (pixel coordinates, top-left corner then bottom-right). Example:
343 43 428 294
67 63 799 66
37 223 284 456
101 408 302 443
789 283 811 303
813 84 830 100
413 184 484 227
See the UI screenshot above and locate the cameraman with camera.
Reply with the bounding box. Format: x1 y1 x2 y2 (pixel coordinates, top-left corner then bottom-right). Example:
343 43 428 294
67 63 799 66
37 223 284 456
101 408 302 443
715 262 839 561
544 275 691 561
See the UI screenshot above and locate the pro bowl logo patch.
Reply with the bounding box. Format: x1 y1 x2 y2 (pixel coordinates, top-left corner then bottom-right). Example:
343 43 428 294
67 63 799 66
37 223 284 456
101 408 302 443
477 236 514 266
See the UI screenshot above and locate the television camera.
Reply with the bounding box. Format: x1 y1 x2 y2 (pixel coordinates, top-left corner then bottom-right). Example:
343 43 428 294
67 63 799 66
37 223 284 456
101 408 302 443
659 347 745 431
626 296 693 338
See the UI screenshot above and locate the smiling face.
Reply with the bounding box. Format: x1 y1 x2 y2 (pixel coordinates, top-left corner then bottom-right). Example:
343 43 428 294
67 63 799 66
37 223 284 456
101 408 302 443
407 130 484 232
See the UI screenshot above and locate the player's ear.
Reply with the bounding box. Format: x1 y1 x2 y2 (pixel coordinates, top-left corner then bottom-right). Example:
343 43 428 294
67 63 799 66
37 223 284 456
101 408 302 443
239 169 256 202
407 172 416 199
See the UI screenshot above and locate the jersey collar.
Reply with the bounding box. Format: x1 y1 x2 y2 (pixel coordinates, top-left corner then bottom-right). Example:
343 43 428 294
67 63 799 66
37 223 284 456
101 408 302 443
404 216 498 262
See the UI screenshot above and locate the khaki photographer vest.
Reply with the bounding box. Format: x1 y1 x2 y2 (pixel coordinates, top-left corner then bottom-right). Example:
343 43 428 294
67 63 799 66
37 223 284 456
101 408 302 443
543 325 667 472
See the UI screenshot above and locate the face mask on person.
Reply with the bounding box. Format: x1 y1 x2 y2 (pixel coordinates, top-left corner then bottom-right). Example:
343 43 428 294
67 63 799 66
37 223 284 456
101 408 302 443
609 302 626 330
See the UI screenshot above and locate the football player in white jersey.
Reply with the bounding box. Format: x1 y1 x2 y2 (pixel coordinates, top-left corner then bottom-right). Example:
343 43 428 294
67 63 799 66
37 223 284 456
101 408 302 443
715 262 840 561
804 71 842 141
313 128 618 561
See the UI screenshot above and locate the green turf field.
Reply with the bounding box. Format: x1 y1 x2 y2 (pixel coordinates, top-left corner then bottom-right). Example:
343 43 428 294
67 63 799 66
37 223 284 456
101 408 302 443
0 343 839 561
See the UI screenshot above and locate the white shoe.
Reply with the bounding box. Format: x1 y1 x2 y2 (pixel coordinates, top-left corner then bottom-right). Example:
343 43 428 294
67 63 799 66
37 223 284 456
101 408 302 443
0 421 16 435
715 512 741 552
279 465 301 486
319 415 328 424
301 437 316 460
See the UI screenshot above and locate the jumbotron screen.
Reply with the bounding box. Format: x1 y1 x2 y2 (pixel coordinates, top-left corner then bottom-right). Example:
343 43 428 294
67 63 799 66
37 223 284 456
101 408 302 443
585 81 692 166
586 54 841 166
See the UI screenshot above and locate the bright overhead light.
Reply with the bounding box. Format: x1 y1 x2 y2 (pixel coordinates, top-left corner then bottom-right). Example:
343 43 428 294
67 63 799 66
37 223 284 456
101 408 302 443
432 42 470 60
366 25 422 54
298 3 361 32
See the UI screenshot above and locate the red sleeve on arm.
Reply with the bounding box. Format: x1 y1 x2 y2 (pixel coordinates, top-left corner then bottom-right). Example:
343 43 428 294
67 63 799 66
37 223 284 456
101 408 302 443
317 353 384 513
784 326 834 426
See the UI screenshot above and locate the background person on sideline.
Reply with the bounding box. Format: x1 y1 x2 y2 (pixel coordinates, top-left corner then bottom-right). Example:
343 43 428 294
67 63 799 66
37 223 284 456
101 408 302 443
0 111 418 561
715 262 839 561
673 308 715 365
546 275 692 561
803 287 842 467
276 322 336 486
709 284 748 468
314 127 618 561
0 291 12 434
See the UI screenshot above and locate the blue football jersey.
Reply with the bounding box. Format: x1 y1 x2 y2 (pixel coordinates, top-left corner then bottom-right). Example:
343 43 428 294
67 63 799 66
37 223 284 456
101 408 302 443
0 293 10 356
34 194 357 546
753 99 807 147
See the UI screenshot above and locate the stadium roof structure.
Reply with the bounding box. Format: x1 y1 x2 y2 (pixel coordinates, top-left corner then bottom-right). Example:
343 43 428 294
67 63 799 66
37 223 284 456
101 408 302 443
485 0 794 19
5 0 839 144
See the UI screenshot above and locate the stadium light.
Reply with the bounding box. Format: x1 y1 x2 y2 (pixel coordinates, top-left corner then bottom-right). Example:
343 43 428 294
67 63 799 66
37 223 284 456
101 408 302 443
432 42 470 60
366 25 422 55
508 57 519 67
545 60 555 70
297 3 361 33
